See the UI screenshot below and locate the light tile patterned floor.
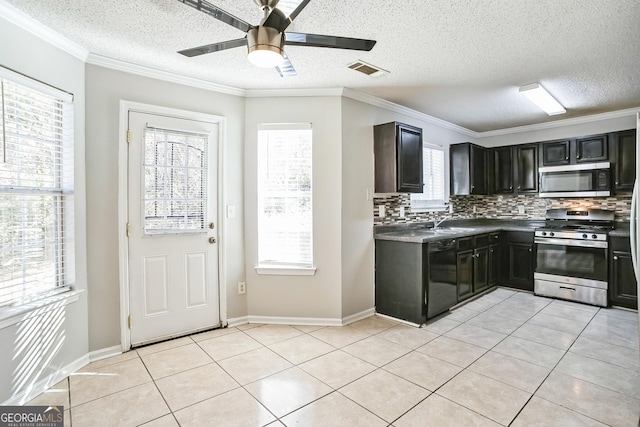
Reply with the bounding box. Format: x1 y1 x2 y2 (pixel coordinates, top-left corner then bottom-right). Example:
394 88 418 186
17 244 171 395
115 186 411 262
27 288 640 426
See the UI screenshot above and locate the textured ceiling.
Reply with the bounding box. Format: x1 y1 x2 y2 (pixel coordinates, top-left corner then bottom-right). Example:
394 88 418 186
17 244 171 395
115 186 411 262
5 0 640 132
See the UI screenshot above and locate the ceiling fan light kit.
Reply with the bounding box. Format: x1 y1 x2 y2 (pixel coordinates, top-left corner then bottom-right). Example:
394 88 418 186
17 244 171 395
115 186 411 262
247 26 284 67
519 82 566 115
178 0 376 76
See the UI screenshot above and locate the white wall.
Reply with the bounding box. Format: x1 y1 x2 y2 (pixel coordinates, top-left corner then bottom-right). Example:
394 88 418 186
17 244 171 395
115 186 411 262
244 97 343 321
0 15 89 402
85 64 246 351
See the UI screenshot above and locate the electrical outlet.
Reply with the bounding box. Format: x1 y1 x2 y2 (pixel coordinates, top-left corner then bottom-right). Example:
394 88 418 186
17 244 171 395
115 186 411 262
238 281 246 295
399 206 405 218
379 205 386 218
473 205 477 214
518 205 525 214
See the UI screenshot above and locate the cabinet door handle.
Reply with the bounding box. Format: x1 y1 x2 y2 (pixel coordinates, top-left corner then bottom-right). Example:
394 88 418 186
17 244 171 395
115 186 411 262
528 248 532 252
614 255 618 260
565 156 568 160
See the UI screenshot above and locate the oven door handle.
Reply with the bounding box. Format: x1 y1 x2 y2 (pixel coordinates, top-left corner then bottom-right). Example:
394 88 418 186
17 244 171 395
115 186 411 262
534 237 608 249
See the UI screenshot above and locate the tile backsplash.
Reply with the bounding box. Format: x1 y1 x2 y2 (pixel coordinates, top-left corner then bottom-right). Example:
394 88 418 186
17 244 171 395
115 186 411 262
373 192 633 225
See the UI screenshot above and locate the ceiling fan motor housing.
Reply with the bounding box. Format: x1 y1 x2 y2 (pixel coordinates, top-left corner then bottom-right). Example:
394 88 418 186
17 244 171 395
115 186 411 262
247 26 284 57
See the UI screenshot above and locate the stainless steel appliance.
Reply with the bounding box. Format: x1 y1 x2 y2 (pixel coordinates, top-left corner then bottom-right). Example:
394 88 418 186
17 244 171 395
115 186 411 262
539 163 611 197
534 208 615 307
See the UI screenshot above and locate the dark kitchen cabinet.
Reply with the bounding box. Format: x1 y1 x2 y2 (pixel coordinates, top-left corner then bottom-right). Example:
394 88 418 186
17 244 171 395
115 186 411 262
541 140 570 166
609 236 638 309
492 147 514 194
502 231 534 291
515 144 538 193
491 144 537 194
456 234 490 300
374 122 423 193
611 129 637 191
375 240 427 324
450 143 487 195
540 134 609 167
576 134 608 163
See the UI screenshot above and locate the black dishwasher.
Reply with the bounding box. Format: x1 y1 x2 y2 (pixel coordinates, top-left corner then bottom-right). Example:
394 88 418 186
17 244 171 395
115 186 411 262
427 239 458 318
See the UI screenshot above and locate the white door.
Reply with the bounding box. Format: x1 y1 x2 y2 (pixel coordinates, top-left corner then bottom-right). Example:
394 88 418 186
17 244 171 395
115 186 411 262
128 111 220 346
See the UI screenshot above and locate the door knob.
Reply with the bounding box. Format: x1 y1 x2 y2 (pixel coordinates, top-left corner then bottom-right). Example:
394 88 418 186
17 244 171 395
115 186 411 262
208 237 216 244
209 222 215 229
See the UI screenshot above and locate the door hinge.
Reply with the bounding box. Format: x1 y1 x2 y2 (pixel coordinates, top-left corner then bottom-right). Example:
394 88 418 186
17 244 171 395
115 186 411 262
126 222 130 237
127 315 132 329
126 129 131 144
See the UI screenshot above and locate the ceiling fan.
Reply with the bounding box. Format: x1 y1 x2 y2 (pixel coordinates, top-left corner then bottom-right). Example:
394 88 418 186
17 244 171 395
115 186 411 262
177 0 377 77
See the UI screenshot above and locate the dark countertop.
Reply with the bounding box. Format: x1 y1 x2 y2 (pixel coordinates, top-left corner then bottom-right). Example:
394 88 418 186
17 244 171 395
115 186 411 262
609 222 631 238
374 219 544 243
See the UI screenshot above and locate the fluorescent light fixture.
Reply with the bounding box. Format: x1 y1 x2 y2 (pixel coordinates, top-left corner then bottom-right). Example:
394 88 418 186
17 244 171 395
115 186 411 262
519 83 566 115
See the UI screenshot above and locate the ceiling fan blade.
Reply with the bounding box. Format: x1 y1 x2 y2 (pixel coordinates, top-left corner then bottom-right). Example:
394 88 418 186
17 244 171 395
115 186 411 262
284 32 376 51
178 37 247 57
276 53 297 77
178 0 251 33
263 0 311 32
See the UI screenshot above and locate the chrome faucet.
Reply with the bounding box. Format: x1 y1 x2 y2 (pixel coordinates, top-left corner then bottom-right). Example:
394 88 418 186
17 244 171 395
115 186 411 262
433 215 451 229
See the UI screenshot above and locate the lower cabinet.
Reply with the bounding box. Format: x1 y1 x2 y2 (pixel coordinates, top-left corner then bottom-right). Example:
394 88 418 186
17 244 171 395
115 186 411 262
609 236 638 309
457 234 490 300
502 231 534 291
375 240 427 325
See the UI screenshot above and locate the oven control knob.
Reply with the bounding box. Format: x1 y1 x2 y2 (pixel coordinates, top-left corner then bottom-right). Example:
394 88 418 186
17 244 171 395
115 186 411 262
592 234 598 239
582 234 588 239
541 231 547 236
549 232 555 237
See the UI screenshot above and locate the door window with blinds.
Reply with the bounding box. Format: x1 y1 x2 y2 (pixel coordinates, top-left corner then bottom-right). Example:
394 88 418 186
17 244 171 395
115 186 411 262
0 70 74 307
143 126 208 235
411 144 446 210
257 124 313 268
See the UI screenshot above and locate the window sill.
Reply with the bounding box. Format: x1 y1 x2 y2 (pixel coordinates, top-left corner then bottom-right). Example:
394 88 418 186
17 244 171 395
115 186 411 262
410 205 448 213
255 265 317 276
0 289 84 331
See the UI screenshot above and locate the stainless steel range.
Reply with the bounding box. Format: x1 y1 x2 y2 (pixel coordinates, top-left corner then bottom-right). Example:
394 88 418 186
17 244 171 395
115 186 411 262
534 208 615 307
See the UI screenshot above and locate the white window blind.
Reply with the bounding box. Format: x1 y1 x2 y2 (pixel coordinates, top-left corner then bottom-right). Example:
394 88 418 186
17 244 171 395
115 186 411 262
411 144 446 209
257 124 312 267
143 126 208 235
0 74 74 307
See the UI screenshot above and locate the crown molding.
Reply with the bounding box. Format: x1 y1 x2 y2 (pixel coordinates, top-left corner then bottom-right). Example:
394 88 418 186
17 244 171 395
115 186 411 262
245 87 344 98
342 87 477 137
476 107 640 137
0 0 88 61
86 54 246 97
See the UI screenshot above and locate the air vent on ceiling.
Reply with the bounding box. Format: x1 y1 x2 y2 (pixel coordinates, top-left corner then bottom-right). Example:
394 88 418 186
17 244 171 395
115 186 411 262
347 60 389 77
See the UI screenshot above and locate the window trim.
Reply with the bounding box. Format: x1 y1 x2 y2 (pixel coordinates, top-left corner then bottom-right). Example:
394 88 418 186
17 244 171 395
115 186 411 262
411 142 448 212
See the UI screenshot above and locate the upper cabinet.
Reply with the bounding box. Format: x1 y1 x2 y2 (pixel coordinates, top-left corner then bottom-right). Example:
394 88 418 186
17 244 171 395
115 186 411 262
374 122 423 193
492 147 514 194
541 140 570 166
540 133 608 166
611 129 637 191
576 134 608 163
450 143 487 195
489 144 538 194
515 144 538 193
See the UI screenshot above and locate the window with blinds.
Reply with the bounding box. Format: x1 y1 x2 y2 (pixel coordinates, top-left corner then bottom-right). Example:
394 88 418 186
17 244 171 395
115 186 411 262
257 124 313 267
0 72 74 307
411 144 446 209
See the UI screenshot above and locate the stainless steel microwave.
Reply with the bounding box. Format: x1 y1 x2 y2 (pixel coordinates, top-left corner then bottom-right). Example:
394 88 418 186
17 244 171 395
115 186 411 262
539 162 611 197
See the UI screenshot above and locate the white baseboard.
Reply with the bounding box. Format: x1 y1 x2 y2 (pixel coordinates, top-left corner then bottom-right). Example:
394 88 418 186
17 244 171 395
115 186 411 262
88 345 123 363
227 315 249 328
341 308 376 325
247 315 343 327
3 353 89 406
228 308 376 328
